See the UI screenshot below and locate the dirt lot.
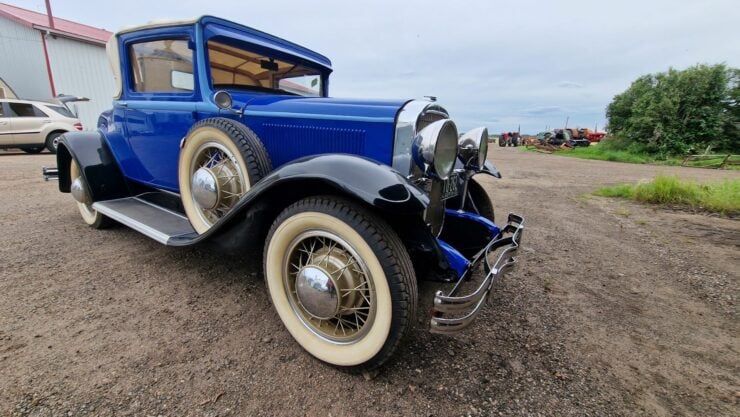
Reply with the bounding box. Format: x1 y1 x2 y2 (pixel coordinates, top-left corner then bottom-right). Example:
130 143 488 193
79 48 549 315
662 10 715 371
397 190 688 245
1 148 738 417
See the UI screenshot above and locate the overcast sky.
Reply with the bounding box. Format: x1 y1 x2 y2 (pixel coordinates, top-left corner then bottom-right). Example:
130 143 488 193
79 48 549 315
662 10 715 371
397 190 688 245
9 0 740 133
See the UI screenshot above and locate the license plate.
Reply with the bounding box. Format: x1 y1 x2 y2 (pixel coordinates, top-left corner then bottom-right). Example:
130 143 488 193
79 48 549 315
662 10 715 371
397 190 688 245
441 174 459 200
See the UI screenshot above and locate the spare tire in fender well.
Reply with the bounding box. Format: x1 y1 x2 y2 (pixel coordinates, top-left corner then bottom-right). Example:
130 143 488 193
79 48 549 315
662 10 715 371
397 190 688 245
195 154 431 253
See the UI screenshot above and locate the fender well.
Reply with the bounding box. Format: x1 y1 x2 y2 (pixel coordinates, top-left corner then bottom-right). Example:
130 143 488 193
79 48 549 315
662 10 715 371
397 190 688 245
55 131 129 201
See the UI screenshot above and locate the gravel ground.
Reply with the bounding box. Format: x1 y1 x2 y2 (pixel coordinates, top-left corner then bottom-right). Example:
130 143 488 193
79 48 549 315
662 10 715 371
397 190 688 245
0 147 738 417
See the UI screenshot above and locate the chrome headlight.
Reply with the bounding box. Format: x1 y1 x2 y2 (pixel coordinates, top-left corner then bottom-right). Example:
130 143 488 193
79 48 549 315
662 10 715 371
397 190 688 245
458 127 489 169
412 119 458 180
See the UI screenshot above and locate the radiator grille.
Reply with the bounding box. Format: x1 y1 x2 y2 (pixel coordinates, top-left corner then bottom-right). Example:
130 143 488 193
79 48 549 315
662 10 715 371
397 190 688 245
416 105 449 131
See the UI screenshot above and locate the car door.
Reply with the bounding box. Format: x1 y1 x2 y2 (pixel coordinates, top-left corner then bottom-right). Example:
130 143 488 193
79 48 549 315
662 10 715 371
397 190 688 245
6 101 49 146
0 102 11 145
121 36 198 192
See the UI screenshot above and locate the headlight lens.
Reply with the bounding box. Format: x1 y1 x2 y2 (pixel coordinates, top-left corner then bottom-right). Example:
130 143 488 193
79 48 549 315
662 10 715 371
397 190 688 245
478 129 489 167
412 119 459 180
457 127 489 169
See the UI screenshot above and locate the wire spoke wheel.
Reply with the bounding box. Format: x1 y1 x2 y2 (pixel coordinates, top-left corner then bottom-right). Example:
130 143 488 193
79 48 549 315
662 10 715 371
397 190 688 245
283 230 376 343
188 142 246 227
179 118 272 234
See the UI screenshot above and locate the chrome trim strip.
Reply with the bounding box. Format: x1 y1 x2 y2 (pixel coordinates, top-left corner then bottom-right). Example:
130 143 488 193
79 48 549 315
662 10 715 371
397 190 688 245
392 100 432 174
245 110 394 123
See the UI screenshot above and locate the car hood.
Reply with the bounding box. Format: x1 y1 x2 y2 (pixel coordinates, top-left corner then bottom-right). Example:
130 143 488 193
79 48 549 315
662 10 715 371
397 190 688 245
236 94 409 124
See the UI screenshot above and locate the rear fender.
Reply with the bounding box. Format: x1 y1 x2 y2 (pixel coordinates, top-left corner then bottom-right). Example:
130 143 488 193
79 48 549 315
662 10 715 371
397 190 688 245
56 131 129 201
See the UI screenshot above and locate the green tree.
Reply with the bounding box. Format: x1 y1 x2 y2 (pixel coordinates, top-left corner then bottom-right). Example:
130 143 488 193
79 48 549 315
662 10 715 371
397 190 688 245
606 64 739 155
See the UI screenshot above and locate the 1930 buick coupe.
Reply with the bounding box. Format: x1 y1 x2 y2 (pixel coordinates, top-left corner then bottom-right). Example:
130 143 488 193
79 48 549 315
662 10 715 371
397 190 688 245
53 16 524 371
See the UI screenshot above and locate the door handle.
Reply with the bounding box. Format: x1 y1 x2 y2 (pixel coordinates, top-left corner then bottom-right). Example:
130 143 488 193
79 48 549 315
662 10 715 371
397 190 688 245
118 102 128 108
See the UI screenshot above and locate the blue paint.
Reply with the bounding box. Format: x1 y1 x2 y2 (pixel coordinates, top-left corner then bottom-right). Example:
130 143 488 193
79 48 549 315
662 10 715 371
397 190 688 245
102 16 407 191
445 209 501 237
438 210 502 278
437 239 469 278
243 111 394 123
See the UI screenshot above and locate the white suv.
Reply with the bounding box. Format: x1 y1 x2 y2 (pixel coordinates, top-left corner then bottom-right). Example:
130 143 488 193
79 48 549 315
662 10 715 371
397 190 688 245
0 99 83 154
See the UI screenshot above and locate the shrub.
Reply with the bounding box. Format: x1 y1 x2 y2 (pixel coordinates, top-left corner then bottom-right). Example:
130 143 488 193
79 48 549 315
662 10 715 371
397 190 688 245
606 64 739 156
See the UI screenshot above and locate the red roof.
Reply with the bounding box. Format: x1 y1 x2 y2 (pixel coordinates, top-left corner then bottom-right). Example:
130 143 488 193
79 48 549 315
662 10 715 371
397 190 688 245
0 2 111 44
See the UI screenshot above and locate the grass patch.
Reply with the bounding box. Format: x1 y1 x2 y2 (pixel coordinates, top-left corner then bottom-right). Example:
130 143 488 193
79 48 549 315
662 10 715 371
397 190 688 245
527 137 740 170
560 145 653 164
594 175 740 216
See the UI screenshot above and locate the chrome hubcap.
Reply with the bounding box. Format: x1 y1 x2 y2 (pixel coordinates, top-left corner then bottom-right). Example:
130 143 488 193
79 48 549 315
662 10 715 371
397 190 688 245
284 231 375 343
295 266 339 319
70 177 90 204
191 167 219 209
189 143 246 225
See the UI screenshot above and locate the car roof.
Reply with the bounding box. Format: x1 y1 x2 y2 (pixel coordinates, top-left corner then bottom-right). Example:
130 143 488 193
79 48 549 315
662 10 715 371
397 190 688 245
114 15 331 69
107 15 332 99
0 98 58 106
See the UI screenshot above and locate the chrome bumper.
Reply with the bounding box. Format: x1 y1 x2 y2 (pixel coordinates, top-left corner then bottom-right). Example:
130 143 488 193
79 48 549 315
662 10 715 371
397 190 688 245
430 213 524 334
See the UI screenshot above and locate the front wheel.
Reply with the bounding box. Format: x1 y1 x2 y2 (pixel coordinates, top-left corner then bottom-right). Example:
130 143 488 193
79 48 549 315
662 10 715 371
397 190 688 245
22 147 44 154
264 197 417 371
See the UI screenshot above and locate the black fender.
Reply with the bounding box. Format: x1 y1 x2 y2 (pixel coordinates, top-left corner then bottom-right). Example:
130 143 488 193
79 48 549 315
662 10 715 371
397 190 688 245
479 160 502 179
174 154 430 246
56 131 129 201
188 153 448 275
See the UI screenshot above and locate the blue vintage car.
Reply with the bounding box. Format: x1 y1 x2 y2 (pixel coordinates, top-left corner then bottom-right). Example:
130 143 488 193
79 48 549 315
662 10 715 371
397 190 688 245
54 16 524 371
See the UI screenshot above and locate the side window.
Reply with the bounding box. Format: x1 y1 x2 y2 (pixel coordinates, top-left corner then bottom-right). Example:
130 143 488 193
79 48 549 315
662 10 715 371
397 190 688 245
0 103 4 117
8 103 46 117
129 39 194 93
32 105 48 117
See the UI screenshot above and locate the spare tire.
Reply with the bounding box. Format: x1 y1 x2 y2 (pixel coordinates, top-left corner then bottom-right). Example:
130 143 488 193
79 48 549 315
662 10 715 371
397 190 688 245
178 118 272 234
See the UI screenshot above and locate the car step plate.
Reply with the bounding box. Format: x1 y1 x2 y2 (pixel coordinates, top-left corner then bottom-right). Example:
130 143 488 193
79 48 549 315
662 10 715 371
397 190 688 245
93 197 196 245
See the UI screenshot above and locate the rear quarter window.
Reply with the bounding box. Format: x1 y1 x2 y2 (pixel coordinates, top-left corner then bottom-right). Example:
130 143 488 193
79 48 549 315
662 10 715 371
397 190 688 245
46 105 76 118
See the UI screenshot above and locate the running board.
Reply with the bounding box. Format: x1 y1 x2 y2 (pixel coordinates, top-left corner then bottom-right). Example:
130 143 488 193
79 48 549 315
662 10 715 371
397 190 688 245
93 196 197 245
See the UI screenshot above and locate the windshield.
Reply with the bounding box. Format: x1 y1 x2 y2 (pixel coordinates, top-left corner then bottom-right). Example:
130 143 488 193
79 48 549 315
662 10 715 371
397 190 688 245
207 39 323 97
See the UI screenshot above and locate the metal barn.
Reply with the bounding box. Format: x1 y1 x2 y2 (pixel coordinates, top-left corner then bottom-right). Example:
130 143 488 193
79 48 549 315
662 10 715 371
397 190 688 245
0 2 114 129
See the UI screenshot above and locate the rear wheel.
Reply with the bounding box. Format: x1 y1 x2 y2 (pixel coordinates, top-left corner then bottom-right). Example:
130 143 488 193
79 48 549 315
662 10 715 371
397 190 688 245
178 118 271 234
69 160 112 229
45 132 64 154
264 197 417 371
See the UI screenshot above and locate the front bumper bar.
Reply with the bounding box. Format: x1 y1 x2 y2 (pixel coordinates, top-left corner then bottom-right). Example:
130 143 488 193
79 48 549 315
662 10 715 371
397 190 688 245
430 213 524 334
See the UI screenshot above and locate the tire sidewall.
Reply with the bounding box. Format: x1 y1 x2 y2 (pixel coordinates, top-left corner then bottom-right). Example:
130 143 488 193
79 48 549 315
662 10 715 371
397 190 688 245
70 160 104 226
264 210 394 367
178 125 252 234
46 132 63 154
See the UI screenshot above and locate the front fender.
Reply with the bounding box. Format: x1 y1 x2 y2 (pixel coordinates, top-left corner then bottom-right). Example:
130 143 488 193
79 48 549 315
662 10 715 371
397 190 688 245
56 131 129 201
176 154 430 245
257 154 429 213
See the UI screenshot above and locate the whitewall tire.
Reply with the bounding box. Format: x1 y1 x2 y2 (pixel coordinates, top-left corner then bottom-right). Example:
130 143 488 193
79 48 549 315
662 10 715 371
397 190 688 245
264 197 417 371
